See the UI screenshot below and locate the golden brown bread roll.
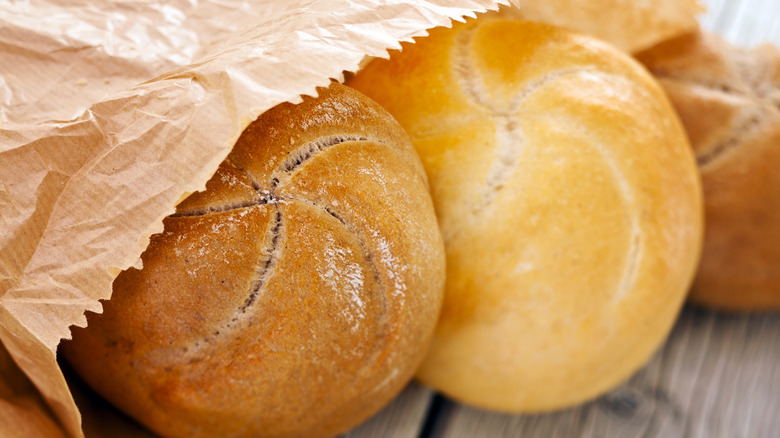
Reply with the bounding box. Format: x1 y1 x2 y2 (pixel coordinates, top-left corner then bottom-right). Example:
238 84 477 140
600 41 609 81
349 20 703 412
61 83 446 438
637 32 780 311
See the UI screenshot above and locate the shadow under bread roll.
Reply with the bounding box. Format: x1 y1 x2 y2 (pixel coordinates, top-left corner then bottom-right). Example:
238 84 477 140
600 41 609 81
349 20 703 412
637 32 780 311
61 83 446 438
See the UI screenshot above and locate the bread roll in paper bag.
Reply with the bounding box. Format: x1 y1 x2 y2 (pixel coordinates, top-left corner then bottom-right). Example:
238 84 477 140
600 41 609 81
0 0 701 436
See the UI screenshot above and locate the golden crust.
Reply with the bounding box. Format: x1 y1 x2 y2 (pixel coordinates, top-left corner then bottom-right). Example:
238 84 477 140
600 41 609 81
61 83 445 438
349 20 702 412
637 32 780 310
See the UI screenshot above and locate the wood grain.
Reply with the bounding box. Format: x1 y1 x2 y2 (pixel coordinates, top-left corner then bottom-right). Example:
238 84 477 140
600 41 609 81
344 1 780 437
340 383 434 438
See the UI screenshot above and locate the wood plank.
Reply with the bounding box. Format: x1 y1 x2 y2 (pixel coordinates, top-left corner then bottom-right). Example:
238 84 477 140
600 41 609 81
341 383 433 438
432 308 780 438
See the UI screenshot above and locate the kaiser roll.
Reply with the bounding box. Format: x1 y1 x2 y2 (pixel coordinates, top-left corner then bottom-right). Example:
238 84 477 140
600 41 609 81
349 20 703 412
637 31 780 311
61 82 445 437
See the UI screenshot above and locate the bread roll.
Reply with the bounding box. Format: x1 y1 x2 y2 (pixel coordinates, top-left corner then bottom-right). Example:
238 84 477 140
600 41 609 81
637 32 780 311
349 20 703 412
61 83 445 438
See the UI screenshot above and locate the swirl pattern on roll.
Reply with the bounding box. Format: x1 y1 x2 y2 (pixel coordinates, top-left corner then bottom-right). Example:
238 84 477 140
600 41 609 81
62 83 446 438
349 20 703 412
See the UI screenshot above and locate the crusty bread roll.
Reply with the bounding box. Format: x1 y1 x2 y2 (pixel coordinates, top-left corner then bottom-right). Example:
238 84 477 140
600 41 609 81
349 20 703 412
61 83 445 438
637 32 780 311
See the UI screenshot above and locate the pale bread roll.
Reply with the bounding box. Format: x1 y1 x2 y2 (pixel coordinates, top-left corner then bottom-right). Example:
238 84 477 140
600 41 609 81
61 83 445 437
349 20 703 412
637 31 780 311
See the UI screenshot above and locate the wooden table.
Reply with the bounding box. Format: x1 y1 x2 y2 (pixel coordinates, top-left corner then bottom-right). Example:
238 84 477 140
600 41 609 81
343 1 780 437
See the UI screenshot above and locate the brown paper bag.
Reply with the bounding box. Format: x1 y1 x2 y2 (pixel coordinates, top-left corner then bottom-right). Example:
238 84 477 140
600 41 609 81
0 1 700 436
